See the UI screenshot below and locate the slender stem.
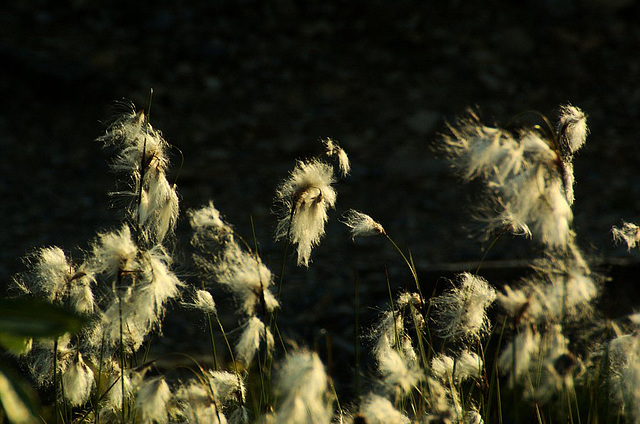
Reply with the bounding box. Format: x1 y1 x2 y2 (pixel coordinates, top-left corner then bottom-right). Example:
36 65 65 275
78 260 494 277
215 316 239 376
512 321 517 420
277 208 295 299
135 135 148 247
53 338 59 424
354 271 361 408
384 234 421 298
329 379 343 419
119 294 126 424
486 315 508 422
495 361 503 424
207 314 219 370
250 215 274 410
385 268 400 349
94 336 106 424
212 316 248 417
79 375 125 424
475 228 507 274
566 387 575 424
135 88 153 247
572 383 582 424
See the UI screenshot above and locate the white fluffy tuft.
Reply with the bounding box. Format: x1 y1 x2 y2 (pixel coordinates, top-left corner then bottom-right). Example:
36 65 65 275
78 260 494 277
274 159 337 266
269 350 332 424
341 209 385 239
430 273 496 341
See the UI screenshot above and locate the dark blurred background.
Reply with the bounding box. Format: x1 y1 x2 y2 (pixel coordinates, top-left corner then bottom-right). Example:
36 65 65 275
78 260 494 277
2 0 640 398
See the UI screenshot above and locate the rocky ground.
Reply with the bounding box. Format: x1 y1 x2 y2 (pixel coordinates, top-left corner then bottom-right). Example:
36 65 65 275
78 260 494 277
3 0 640 401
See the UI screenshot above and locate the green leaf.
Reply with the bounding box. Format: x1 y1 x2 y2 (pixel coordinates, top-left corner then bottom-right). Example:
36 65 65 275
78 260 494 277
0 298 84 339
0 362 39 424
0 334 31 356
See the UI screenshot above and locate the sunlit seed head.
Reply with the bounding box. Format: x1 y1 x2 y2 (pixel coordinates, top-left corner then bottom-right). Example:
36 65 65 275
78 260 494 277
235 317 273 365
341 209 385 239
134 377 172 424
89 225 138 280
358 393 410 424
183 289 217 315
270 350 332 424
612 221 640 251
274 159 337 266
61 352 94 407
430 273 496 341
557 104 588 155
323 138 351 177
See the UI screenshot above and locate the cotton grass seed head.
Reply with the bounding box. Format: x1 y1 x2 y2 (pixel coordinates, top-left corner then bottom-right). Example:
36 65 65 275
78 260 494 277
443 110 577 250
358 393 410 424
431 351 482 384
370 306 423 397
430 354 455 382
189 201 231 235
557 104 588 156
204 370 247 406
498 326 541 386
68 275 96 315
430 273 496 341
274 159 337 266
16 246 76 303
190 202 279 318
323 138 350 177
271 350 332 424
497 285 530 320
214 243 279 316
376 340 424 397
612 221 640 251
456 350 484 382
523 256 598 323
61 352 94 407
99 104 179 244
189 201 235 255
88 246 182 352
98 105 170 177
341 209 385 239
235 316 274 365
138 176 180 243
89 225 138 281
134 377 172 424
183 289 217 315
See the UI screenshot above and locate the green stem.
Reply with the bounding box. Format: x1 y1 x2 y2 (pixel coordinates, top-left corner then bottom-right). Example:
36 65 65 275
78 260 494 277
53 338 59 424
94 336 106 424
207 314 219 370
119 294 126 424
384 234 421 299
277 208 294 299
215 316 239 376
354 272 361 408
475 228 507 274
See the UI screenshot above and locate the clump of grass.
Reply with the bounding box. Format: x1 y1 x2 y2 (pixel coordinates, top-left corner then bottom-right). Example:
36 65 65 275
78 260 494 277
4 99 640 424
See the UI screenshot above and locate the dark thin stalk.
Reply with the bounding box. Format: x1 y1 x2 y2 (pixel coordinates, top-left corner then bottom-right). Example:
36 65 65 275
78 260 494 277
134 88 153 247
475 227 508 274
277 207 295 299
80 375 124 424
93 336 106 424
495 361 503 424
53 338 59 424
354 271 361 408
206 314 219 370
384 233 422 300
119 294 126 424
250 215 273 410
215 316 240 378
